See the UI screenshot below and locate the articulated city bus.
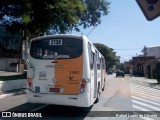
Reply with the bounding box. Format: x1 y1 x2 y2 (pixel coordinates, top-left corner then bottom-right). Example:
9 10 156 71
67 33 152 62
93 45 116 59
27 34 106 107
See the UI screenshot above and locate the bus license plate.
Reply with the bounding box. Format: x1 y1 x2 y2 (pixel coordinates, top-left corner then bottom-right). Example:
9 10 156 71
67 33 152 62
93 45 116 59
49 88 60 92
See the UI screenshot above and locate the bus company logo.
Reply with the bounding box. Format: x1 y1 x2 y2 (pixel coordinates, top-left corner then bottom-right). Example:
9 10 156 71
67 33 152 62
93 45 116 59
2 112 11 117
1 112 42 118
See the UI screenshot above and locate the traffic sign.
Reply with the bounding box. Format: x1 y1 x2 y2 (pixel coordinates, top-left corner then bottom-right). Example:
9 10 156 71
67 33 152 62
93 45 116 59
136 0 160 21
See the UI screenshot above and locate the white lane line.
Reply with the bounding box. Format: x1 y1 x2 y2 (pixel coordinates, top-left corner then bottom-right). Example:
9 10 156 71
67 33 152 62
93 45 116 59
130 87 160 96
130 86 160 94
133 104 150 111
131 90 160 100
130 84 160 93
131 93 160 103
132 100 160 111
132 96 160 107
132 105 157 120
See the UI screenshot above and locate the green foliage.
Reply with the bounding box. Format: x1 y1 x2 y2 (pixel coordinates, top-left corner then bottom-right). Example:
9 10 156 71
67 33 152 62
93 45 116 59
0 0 110 39
80 0 110 28
94 43 118 68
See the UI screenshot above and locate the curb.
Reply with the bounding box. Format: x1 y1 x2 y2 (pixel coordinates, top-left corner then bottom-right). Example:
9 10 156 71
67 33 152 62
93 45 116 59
0 79 27 92
0 88 27 99
0 93 14 99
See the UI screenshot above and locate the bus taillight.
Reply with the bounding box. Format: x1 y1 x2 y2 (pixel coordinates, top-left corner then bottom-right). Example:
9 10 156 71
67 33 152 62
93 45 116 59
27 78 32 87
81 79 86 88
80 79 86 93
81 84 85 88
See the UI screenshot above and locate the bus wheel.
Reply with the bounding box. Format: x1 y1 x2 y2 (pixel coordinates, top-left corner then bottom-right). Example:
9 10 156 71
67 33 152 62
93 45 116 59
95 84 100 103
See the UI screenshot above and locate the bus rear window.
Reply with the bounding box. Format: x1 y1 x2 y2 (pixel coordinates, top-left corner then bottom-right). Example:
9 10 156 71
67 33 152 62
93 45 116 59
30 38 83 59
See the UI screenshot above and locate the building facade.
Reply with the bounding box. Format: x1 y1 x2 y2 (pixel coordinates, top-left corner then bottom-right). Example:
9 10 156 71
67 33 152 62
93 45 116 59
142 46 160 58
130 46 160 82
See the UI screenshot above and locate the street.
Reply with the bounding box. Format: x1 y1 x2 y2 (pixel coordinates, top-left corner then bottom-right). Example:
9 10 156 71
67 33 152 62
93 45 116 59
0 74 160 120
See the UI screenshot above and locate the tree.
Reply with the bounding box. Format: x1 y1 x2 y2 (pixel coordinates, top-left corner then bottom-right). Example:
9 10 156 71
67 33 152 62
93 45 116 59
0 0 110 39
93 43 118 69
116 63 125 70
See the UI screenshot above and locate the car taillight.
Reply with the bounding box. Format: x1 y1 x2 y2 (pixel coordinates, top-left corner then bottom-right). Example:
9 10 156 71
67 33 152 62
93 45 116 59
27 77 32 87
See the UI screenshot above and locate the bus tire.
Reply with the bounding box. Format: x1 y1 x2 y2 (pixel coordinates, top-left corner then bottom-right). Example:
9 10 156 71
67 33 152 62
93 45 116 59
95 84 100 103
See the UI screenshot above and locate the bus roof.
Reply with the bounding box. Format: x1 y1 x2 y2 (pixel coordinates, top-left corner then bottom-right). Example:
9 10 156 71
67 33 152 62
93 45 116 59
31 34 85 41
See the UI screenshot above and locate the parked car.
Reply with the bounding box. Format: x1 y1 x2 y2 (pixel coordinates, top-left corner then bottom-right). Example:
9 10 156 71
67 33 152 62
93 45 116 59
116 70 124 77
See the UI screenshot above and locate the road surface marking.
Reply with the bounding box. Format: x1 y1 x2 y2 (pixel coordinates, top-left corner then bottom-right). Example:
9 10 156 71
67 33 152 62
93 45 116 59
131 91 160 101
132 96 160 107
132 105 157 120
133 104 149 111
132 100 160 111
131 86 160 96
130 84 160 94
131 93 160 103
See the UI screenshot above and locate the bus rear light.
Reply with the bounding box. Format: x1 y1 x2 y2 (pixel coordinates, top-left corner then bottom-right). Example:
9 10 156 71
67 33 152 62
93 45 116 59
82 79 86 84
27 78 32 87
81 84 85 88
80 79 86 89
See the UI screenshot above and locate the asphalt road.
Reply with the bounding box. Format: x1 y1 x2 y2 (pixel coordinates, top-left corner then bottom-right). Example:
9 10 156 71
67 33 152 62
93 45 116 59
0 74 160 120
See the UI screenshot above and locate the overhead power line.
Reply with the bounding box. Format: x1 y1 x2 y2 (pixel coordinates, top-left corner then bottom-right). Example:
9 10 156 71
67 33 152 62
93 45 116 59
106 21 146 39
87 26 96 37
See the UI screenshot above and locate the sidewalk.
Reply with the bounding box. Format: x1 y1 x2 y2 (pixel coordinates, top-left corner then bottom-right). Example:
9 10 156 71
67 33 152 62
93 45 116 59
0 71 22 76
0 88 26 96
0 71 27 94
0 88 26 101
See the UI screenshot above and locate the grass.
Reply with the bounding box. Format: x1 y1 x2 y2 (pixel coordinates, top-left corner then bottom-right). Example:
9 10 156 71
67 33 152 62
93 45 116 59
0 72 27 81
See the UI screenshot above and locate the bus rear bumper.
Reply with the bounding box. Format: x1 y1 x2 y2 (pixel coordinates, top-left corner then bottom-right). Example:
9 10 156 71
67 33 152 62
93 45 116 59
27 89 91 107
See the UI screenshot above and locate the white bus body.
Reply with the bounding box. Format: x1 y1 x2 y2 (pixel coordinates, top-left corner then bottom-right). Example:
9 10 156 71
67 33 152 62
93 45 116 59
27 34 106 107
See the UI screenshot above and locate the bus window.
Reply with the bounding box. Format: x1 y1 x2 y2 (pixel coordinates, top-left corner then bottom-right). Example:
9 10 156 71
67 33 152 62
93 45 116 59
88 43 94 69
96 52 100 70
102 58 106 69
30 38 82 59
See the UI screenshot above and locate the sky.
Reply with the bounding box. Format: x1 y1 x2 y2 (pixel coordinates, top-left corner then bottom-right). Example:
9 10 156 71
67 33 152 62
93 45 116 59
72 0 160 63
